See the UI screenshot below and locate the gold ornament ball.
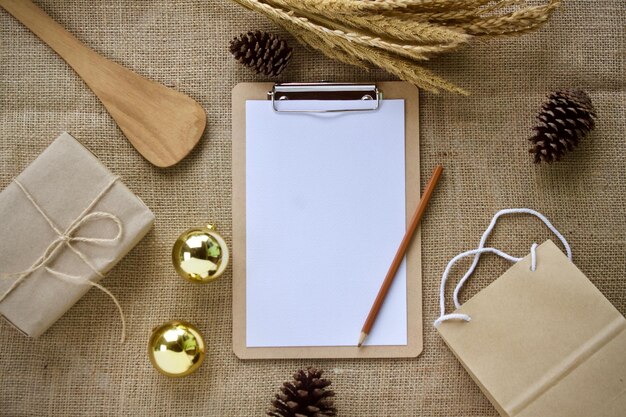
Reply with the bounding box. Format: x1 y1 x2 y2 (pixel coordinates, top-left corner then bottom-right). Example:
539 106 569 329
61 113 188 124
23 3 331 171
172 225 229 283
148 320 206 377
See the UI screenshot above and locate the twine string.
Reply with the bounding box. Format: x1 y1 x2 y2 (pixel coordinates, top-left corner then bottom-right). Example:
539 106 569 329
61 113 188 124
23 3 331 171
434 208 572 327
0 177 126 343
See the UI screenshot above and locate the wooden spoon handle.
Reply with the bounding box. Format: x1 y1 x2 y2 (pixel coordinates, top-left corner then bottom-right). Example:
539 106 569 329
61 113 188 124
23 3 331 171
1 0 206 167
0 0 103 78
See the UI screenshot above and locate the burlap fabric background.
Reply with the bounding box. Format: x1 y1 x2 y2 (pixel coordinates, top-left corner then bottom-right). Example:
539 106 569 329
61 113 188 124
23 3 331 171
1 1 624 416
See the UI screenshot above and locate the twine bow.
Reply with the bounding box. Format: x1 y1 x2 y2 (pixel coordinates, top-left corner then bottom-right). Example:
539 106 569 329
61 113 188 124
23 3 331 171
0 177 127 342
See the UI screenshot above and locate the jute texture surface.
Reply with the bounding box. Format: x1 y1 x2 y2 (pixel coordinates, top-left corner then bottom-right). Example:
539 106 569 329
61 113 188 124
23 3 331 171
1 1 624 416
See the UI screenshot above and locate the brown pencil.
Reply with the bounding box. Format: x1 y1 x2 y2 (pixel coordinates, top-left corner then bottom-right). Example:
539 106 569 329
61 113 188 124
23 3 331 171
358 165 443 347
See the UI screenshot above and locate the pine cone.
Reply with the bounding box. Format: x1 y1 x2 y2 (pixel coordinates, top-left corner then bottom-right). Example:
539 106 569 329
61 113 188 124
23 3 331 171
529 89 596 163
230 31 292 77
267 367 337 417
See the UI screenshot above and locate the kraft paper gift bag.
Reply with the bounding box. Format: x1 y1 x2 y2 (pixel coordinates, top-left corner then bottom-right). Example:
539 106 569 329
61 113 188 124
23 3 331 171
0 132 155 339
435 209 626 417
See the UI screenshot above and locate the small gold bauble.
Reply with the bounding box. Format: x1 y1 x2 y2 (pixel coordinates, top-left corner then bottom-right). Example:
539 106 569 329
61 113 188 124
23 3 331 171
148 320 206 377
172 225 229 283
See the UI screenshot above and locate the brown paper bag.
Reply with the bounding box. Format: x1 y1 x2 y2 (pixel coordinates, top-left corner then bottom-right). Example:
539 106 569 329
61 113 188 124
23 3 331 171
435 211 626 417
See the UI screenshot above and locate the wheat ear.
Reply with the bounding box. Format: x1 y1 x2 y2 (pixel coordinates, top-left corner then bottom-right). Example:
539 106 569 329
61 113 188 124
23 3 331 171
460 1 561 35
261 0 495 15
279 18 371 69
381 8 481 23
346 43 469 94
378 1 522 22
326 14 470 44
380 1 560 36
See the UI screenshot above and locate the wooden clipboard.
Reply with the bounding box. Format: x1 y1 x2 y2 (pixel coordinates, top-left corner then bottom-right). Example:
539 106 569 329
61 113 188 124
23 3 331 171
232 81 422 359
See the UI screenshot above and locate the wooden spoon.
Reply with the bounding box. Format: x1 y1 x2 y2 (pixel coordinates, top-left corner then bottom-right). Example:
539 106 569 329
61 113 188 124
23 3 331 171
0 0 206 167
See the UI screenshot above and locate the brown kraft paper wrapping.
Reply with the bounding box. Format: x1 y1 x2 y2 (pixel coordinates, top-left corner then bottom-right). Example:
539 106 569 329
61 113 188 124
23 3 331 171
436 240 626 417
0 132 155 338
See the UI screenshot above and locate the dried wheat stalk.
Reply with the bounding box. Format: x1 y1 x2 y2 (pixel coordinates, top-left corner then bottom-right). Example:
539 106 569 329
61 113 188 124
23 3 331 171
383 0 524 22
265 0 462 60
230 0 562 93
459 2 561 35
280 5 471 44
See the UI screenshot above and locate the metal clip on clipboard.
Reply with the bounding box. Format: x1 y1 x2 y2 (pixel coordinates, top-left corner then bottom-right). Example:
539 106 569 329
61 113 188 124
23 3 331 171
268 82 381 113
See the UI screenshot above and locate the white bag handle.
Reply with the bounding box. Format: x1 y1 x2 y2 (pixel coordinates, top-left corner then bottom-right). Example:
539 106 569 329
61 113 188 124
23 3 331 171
434 209 572 327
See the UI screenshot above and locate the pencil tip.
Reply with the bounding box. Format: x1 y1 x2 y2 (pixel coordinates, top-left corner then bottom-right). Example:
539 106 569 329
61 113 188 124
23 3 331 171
357 332 367 347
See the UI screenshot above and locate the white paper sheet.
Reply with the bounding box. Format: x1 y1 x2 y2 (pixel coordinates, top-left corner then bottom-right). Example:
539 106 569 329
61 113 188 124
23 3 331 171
246 99 407 347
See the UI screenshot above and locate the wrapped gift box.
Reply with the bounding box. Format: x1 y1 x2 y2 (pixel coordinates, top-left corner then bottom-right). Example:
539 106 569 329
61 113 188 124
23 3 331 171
0 132 155 337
